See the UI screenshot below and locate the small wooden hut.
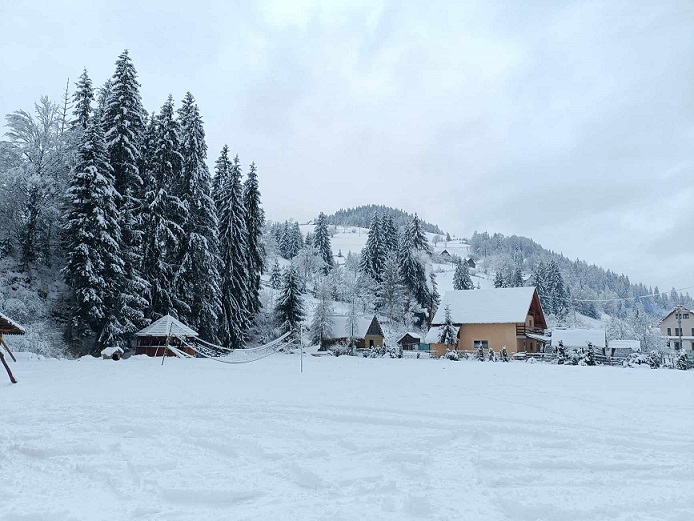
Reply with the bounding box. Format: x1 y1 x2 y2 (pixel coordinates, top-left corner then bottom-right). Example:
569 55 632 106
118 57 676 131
135 314 198 357
397 332 422 351
0 312 25 384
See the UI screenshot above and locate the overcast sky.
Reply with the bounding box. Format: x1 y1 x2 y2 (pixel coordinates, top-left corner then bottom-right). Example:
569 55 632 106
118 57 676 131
1 0 693 292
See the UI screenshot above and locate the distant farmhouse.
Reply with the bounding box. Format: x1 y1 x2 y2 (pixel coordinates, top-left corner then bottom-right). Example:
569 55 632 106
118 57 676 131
324 316 384 349
660 306 694 353
426 287 547 357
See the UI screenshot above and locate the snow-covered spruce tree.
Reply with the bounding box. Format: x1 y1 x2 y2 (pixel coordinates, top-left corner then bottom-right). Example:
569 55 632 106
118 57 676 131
94 79 112 132
104 49 149 337
71 69 94 131
453 259 474 290
217 149 250 347
438 304 457 348
377 252 405 323
174 92 224 342
63 120 124 352
304 231 313 248
360 213 385 282
141 96 187 321
275 265 304 342
313 212 333 274
243 161 266 317
494 271 505 288
675 349 688 370
477 345 484 361
310 279 334 349
488 346 496 362
270 260 283 290
500 345 509 362
512 267 523 287
399 214 434 313
381 214 399 255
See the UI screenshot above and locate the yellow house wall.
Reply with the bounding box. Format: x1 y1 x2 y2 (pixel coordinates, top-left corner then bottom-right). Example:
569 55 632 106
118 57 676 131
430 323 521 356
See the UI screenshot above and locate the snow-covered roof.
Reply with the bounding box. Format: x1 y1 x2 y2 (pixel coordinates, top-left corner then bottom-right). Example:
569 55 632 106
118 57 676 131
431 287 538 325
101 346 124 356
397 331 422 343
660 307 694 324
425 325 459 344
136 314 198 338
324 316 378 340
551 329 606 349
607 340 640 351
0 312 25 335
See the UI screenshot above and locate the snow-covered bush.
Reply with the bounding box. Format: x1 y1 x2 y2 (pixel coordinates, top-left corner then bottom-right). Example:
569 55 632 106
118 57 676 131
477 346 484 361
488 347 496 362
329 343 354 357
500 346 509 362
676 350 689 371
445 349 459 361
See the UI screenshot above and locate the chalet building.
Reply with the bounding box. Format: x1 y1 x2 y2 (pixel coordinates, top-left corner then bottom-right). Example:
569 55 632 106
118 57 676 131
550 329 606 351
660 306 694 352
397 332 422 351
324 316 384 349
135 314 199 357
466 258 476 269
427 287 547 357
0 312 25 384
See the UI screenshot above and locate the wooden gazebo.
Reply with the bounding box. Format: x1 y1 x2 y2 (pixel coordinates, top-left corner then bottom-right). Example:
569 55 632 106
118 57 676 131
0 312 25 384
135 314 199 357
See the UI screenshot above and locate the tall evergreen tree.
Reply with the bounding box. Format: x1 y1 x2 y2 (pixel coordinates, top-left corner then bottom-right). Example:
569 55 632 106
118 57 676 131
175 92 223 341
243 161 265 317
104 49 149 337
360 213 385 282
269 259 283 290
453 259 474 290
512 267 524 287
377 252 405 322
313 212 333 273
217 149 250 347
494 271 505 288
381 215 399 255
275 265 304 341
71 69 94 130
399 215 434 312
141 96 187 320
63 121 124 351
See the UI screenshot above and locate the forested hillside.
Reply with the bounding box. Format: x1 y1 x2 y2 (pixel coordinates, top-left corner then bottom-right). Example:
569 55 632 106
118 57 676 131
321 205 446 235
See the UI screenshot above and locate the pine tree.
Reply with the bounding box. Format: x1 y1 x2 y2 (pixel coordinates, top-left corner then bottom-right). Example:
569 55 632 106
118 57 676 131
141 96 187 320
488 346 496 362
438 305 457 347
71 69 94 130
63 121 124 351
243 161 265 317
310 279 334 349
377 252 405 322
360 213 385 282
275 265 304 341
453 259 474 290
313 212 333 273
217 149 250 347
512 267 523 287
381 215 399 255
399 215 434 313
270 260 283 289
494 271 505 288
175 92 224 341
500 345 509 362
104 49 149 338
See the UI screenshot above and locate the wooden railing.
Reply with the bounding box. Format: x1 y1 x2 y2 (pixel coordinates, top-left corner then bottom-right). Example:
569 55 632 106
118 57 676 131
515 325 545 336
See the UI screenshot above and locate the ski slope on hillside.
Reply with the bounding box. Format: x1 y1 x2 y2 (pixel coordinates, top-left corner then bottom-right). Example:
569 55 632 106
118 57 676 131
2 356 692 521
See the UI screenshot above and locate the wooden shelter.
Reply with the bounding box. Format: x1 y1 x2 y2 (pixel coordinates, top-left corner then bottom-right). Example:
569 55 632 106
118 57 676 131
397 332 422 351
0 312 25 384
324 316 385 349
135 314 199 357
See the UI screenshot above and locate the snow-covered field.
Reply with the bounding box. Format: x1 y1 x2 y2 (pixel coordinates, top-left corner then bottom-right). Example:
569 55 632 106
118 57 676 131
2 355 693 521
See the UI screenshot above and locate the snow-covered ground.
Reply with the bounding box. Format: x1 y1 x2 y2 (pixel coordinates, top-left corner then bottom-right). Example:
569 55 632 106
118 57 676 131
2 355 693 520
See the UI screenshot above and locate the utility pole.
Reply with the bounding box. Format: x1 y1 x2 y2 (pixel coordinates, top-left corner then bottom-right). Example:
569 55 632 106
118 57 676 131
299 323 303 373
677 304 684 352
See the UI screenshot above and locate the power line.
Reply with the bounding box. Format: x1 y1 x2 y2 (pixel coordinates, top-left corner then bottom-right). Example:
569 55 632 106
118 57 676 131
539 284 694 304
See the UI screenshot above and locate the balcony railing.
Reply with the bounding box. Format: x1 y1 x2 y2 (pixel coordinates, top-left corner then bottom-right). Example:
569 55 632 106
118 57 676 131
516 325 545 337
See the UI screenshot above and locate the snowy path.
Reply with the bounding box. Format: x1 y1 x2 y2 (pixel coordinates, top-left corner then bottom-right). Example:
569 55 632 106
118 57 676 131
1 356 693 520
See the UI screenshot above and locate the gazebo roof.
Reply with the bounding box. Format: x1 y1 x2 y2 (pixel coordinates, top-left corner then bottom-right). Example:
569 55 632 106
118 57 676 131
136 314 198 338
0 312 26 335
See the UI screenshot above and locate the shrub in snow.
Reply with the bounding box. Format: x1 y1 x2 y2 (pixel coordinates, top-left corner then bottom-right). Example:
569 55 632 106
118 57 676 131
581 344 596 366
477 346 484 361
648 350 662 369
526 356 536 364
500 346 509 362
676 350 689 371
445 349 459 361
329 343 354 357
487 347 496 362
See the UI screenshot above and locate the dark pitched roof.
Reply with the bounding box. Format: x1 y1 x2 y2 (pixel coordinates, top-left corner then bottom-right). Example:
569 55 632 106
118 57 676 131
0 312 25 335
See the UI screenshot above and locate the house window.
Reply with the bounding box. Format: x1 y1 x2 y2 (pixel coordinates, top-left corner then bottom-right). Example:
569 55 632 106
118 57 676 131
667 328 671 336
674 341 680 349
691 341 694 351
473 340 488 350
685 313 690 319
675 328 681 336
691 328 694 337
